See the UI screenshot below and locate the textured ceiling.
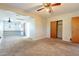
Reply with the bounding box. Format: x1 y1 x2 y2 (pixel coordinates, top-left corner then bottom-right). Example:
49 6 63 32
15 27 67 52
6 3 79 18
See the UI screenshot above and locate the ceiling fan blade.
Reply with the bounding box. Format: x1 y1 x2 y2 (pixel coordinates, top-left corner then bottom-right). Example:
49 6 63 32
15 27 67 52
25 5 43 12
37 8 44 11
51 3 61 6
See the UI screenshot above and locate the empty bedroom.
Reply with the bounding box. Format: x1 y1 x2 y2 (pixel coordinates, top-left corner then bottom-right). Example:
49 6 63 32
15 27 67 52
0 3 79 56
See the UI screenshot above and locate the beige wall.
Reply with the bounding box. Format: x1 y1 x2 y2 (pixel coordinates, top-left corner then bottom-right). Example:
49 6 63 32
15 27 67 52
47 11 79 42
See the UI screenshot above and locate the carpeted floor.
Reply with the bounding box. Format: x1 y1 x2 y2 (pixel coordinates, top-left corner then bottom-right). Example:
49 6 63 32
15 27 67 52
0 38 79 56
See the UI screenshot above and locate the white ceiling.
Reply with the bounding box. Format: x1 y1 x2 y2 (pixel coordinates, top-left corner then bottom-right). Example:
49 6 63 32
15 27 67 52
6 3 79 17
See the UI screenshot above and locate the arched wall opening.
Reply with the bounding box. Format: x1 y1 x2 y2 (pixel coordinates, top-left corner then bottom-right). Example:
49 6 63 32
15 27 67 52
0 9 36 48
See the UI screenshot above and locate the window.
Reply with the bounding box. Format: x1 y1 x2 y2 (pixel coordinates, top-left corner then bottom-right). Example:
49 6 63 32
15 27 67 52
3 21 24 37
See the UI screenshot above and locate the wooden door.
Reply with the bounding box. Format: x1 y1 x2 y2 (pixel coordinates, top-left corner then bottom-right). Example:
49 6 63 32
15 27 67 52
50 21 57 38
72 17 79 43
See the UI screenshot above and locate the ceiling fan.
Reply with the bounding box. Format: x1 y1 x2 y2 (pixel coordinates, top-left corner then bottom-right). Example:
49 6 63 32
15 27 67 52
36 3 61 13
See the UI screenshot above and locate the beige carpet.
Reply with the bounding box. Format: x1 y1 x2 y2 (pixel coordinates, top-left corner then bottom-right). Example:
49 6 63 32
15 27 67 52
0 38 79 56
